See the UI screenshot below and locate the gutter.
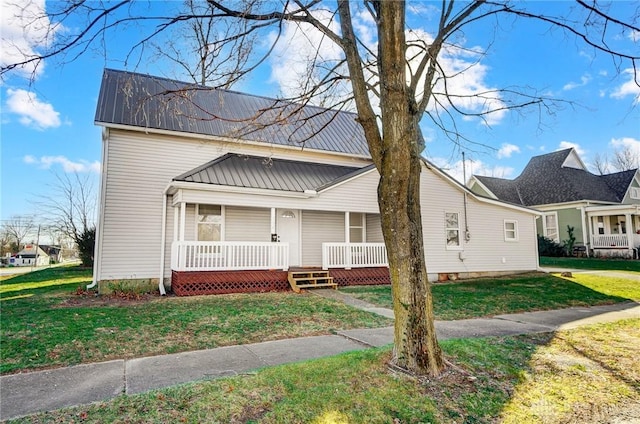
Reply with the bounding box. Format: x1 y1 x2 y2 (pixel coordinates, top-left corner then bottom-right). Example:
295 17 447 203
87 129 110 290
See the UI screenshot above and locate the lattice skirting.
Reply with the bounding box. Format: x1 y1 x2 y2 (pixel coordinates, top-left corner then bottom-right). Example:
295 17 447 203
171 267 390 296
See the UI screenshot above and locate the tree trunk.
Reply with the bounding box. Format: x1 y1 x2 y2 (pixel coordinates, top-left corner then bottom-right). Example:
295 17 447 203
376 1 444 376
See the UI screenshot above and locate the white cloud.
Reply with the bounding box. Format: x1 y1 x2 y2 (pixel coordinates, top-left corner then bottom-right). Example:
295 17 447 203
558 141 585 156
610 68 640 104
497 143 520 159
562 74 591 91
23 155 100 173
610 137 640 156
0 0 59 79
5 88 61 129
268 9 507 125
629 30 640 43
430 156 514 184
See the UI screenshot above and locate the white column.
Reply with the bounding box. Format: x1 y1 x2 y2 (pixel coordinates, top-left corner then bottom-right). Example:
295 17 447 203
179 202 186 241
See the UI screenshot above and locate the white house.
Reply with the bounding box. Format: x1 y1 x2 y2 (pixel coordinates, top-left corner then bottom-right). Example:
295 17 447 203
92 69 540 295
13 245 49 267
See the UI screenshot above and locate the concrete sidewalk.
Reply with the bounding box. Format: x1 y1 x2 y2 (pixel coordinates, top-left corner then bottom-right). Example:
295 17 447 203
2 301 638 421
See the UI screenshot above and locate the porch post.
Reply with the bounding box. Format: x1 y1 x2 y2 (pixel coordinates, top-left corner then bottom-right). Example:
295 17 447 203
626 213 632 254
344 212 352 269
579 207 589 257
270 208 276 235
179 202 186 241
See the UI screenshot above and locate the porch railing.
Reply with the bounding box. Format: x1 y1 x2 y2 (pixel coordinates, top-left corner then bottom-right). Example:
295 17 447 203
171 241 289 271
322 242 388 270
591 234 632 249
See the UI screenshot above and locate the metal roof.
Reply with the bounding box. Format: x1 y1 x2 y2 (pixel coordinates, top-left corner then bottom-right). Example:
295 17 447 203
475 148 636 206
173 153 374 192
95 69 371 157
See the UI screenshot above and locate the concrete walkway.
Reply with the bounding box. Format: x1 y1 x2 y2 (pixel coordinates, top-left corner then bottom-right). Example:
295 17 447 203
2 299 638 421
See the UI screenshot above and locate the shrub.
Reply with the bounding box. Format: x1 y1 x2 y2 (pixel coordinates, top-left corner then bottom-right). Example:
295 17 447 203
538 234 565 257
76 227 96 268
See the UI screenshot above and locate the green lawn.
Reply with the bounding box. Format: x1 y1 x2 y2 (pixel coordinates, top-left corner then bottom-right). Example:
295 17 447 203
11 319 639 424
342 272 635 320
539 256 640 271
0 266 391 374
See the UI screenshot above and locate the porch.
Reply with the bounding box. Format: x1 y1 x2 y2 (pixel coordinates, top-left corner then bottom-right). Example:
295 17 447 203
587 205 640 258
170 241 390 296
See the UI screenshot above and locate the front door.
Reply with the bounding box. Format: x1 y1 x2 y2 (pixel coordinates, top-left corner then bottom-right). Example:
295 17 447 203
277 209 300 266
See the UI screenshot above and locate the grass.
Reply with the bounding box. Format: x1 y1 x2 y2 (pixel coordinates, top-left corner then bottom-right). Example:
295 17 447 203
11 319 639 423
342 272 635 320
539 256 640 271
0 266 391 374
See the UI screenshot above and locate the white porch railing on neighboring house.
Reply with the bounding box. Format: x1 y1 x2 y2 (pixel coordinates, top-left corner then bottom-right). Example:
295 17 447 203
591 234 632 249
322 242 388 270
171 241 289 271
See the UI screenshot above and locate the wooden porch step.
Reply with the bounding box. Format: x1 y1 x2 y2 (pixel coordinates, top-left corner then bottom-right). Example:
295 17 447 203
288 270 337 293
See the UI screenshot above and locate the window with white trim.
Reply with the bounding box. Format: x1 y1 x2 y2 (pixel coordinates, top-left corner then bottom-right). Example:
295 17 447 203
631 187 640 199
445 212 461 249
504 220 518 241
543 212 559 242
197 204 223 241
349 212 365 243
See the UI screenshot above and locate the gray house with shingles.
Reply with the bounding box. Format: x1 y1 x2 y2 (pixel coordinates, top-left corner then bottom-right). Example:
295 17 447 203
468 148 640 258
92 69 541 295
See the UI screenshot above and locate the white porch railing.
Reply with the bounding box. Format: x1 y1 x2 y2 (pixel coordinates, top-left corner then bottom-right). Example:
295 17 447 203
591 234 631 249
171 241 289 271
322 242 388 270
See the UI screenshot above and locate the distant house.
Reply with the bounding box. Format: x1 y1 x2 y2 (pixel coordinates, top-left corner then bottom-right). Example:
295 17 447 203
92 69 541 295
13 245 50 267
468 148 640 258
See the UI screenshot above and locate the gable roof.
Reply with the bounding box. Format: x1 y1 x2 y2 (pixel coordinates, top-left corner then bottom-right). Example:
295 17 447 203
95 69 371 157
173 153 374 193
473 148 636 206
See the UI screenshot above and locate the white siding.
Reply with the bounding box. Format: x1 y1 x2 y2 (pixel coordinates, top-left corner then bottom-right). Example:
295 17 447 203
366 214 384 242
98 129 371 281
420 166 538 274
225 206 271 242
301 211 345 266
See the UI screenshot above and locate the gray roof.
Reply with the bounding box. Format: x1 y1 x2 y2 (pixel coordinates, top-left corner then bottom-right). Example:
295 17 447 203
173 153 374 192
475 148 636 206
95 69 371 157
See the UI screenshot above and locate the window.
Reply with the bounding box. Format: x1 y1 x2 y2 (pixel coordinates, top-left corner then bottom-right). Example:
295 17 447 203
543 213 559 242
596 216 605 235
445 212 461 249
349 213 365 242
504 220 518 241
631 187 640 199
197 204 223 241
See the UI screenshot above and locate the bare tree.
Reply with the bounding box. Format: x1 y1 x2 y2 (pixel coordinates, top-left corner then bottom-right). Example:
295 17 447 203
591 152 611 175
2 215 36 252
3 0 638 377
612 145 639 171
36 172 97 266
149 0 257 88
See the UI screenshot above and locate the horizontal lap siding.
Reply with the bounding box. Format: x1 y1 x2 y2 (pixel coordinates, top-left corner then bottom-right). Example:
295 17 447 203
99 129 371 281
420 167 538 274
301 211 345 266
366 214 384 242
225 207 271 242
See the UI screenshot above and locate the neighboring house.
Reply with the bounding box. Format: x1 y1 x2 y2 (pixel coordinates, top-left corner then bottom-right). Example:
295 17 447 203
40 245 62 263
93 69 540 295
468 148 640 258
13 245 50 267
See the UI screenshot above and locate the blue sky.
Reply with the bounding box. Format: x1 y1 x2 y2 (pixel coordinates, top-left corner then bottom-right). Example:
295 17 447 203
1 1 639 225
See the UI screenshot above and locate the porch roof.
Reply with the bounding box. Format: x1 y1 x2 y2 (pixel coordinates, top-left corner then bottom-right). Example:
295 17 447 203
173 153 375 192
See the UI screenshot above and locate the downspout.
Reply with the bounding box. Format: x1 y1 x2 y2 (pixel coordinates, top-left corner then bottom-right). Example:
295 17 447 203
87 129 109 290
158 185 171 296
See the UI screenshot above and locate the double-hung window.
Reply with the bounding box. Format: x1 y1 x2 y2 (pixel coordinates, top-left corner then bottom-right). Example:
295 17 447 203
197 204 223 241
504 220 518 241
349 213 365 243
445 212 461 249
543 212 559 242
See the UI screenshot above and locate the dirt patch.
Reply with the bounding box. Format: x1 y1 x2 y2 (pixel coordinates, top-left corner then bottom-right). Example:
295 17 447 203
56 289 164 307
